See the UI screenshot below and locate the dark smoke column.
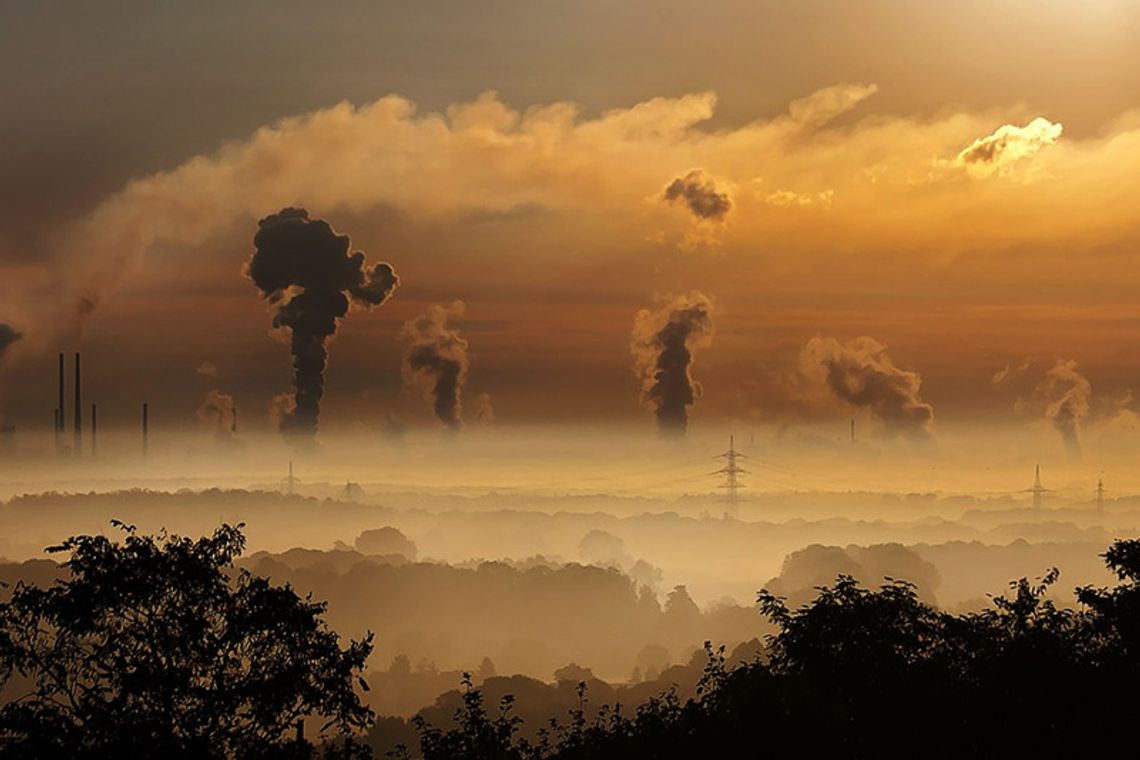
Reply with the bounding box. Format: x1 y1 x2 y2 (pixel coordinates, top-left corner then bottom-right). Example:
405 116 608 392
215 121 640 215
631 292 715 434
246 208 398 442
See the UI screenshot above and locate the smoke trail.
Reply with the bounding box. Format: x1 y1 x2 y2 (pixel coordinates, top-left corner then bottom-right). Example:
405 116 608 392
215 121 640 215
246 208 398 442
631 292 715 434
1038 359 1090 457
796 336 933 437
0 324 22 363
401 302 469 430
196 389 236 436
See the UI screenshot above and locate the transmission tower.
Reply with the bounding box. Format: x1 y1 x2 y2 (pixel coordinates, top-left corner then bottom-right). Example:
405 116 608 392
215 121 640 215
713 434 748 520
1024 464 1049 509
283 460 299 496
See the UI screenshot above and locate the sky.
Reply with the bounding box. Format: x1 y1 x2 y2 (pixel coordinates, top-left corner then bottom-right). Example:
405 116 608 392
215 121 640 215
1 0 1140 448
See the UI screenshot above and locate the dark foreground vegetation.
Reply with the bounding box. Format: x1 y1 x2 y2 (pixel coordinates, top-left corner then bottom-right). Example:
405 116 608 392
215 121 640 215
4 523 1140 757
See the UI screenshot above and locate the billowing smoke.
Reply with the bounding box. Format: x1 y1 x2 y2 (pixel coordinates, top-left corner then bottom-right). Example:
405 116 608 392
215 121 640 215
631 292 715 434
0 324 22 363
661 169 732 221
246 208 398 442
796 337 933 437
1038 359 1090 456
196 389 236 436
401 301 469 430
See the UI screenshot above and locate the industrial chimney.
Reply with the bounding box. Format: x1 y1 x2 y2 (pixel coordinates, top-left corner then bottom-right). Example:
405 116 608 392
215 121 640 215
142 402 149 457
91 403 97 457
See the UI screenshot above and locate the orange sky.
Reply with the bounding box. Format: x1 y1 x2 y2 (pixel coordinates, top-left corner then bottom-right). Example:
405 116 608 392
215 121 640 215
0 1 1139 447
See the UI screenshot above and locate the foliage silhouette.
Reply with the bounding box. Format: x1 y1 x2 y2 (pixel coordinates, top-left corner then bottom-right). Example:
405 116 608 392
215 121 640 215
406 539 1140 758
0 522 373 759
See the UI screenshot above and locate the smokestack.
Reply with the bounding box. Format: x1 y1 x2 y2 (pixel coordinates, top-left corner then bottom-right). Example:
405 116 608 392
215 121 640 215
142 402 149 457
851 418 855 443
91 404 97 457
74 352 82 455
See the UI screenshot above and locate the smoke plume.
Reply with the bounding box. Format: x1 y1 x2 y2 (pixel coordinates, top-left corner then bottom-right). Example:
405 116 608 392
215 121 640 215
0 324 22 363
473 392 495 425
401 301 469 430
631 292 715 434
795 337 933 437
196 389 237 436
1038 359 1090 456
661 169 732 221
246 208 398 442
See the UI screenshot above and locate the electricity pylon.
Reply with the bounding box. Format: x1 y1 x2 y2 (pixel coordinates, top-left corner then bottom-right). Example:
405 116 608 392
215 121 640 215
713 434 749 520
1024 464 1049 508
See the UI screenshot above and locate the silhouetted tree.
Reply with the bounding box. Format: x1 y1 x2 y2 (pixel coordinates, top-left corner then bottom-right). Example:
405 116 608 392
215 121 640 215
0 523 373 759
406 539 1140 758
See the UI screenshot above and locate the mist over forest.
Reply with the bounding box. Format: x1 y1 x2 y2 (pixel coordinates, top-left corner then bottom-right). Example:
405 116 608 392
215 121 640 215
2 430 1135 755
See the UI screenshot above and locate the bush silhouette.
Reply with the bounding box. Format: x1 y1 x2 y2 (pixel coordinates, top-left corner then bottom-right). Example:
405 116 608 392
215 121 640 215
406 538 1140 758
0 522 373 759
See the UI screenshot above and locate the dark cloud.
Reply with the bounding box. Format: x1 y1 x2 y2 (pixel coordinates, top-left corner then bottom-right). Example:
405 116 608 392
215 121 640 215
797 337 933 437
402 302 469 430
631 292 715 435
246 208 399 443
661 170 732 221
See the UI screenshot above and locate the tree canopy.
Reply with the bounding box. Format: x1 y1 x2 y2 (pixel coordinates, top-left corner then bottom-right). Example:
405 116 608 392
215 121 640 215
0 522 373 759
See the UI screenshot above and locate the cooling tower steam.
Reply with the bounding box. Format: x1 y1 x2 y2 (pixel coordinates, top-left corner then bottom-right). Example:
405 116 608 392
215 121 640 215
196 389 236 436
1039 359 1090 456
246 208 398 442
631 292 715 434
402 301 469 430
797 337 933 437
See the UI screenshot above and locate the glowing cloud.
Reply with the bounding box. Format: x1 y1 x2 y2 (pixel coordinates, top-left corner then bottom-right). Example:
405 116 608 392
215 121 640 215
956 117 1063 177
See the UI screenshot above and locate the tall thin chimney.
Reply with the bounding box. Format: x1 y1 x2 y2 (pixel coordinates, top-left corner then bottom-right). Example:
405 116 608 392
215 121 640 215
142 402 149 457
91 403 97 457
74 352 82 454
850 418 855 443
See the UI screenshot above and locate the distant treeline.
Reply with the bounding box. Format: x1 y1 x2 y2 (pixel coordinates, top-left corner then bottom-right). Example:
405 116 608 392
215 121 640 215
4 521 1140 757
400 540 1140 758
241 548 758 683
